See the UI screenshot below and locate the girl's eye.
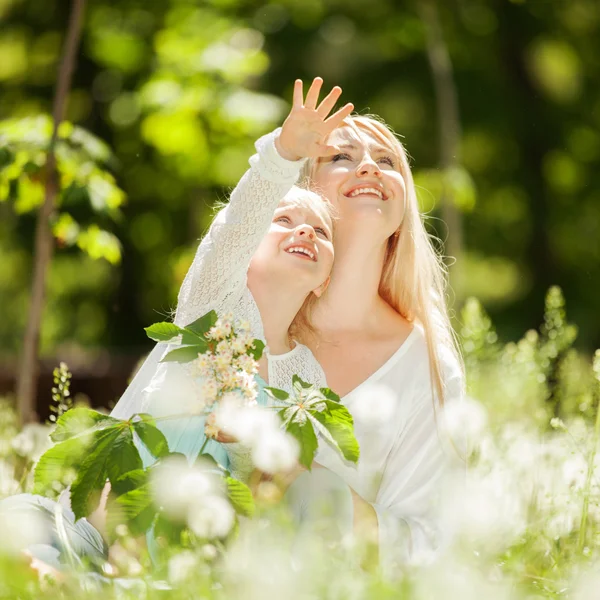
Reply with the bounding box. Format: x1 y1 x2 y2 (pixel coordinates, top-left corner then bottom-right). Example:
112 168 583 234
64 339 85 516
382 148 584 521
315 227 329 239
378 156 395 168
275 216 291 224
332 153 351 162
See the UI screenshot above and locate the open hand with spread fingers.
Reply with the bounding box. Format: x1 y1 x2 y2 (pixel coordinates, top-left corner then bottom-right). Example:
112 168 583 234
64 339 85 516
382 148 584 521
275 77 354 162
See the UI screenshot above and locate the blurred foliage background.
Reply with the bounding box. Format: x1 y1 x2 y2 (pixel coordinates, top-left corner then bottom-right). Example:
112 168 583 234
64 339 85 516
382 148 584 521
0 0 599 412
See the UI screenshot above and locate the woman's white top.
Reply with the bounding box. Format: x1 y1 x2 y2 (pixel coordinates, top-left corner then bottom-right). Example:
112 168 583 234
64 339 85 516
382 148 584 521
172 128 327 391
314 324 464 574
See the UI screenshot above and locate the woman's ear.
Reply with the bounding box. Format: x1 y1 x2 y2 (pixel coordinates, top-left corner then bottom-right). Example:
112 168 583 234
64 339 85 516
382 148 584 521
312 276 330 298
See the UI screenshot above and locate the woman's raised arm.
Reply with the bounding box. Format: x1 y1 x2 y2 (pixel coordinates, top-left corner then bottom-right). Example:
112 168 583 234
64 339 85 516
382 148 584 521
174 78 353 328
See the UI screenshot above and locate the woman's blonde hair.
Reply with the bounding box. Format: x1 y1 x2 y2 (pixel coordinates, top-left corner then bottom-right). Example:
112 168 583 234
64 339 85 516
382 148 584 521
302 114 463 407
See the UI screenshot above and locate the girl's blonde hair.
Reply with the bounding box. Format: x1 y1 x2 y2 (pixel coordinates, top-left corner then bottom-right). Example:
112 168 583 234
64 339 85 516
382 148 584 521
302 115 463 407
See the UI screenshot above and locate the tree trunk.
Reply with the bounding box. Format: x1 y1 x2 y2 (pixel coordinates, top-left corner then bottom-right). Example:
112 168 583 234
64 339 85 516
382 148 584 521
418 0 465 301
15 0 87 425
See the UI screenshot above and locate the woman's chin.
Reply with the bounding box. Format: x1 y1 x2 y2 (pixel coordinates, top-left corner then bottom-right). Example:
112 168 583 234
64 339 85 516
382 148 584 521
339 205 399 228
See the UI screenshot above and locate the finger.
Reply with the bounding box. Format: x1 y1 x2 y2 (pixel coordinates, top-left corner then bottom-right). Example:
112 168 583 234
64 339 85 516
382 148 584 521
323 102 354 130
292 79 303 108
316 143 342 157
304 77 323 110
316 86 342 118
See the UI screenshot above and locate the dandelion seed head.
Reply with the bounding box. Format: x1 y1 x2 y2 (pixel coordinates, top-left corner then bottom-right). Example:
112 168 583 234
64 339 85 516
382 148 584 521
151 456 221 520
188 495 235 539
168 550 199 584
252 429 298 474
441 396 487 455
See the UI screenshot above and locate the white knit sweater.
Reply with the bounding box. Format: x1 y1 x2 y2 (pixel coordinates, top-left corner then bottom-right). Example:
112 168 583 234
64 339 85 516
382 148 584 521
173 128 327 392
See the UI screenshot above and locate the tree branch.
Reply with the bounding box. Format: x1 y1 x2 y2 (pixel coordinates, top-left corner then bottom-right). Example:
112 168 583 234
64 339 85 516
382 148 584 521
16 0 87 425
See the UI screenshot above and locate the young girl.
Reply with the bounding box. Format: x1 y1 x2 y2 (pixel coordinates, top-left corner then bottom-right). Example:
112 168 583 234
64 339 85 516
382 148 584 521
114 80 354 474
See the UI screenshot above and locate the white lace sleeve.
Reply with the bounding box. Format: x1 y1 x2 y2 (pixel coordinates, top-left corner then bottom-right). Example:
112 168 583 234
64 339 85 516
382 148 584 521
174 129 306 327
269 343 327 391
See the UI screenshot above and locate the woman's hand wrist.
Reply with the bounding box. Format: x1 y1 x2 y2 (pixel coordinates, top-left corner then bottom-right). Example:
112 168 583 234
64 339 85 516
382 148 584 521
274 134 302 162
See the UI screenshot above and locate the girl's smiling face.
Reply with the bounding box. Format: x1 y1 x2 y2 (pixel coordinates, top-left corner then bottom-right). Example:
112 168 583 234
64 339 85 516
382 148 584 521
311 126 406 239
249 193 334 297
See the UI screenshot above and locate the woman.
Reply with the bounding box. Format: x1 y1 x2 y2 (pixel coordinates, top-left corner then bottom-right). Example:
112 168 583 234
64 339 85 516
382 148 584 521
275 79 465 572
120 78 464 572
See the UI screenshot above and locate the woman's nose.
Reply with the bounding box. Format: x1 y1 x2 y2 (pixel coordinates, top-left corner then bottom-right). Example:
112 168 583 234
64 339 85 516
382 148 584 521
357 156 381 177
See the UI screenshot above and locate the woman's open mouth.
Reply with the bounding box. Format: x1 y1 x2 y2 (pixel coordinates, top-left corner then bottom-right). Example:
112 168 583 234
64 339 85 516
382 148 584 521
344 186 387 200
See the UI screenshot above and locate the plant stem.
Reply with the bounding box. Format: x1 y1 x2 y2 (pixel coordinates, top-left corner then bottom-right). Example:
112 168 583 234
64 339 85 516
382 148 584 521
578 392 600 553
15 0 87 425
198 436 210 456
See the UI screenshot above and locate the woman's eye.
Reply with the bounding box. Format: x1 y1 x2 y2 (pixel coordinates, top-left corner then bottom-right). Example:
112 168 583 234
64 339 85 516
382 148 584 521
332 153 351 162
378 156 395 168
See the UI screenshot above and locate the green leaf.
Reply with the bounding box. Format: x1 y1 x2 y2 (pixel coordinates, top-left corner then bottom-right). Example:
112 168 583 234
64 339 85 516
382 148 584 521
323 400 355 427
226 477 255 517
34 436 92 493
319 387 341 403
70 428 121 519
311 403 360 464
110 468 149 497
265 387 289 401
144 322 184 342
132 413 157 425
286 420 318 469
181 327 206 345
106 429 143 484
160 344 207 363
185 311 218 337
292 374 312 389
113 485 155 536
132 421 170 459
279 405 307 427
51 408 119 443
248 339 265 361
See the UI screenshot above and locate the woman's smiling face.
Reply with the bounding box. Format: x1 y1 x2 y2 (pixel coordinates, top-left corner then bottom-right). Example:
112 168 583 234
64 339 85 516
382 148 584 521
311 125 406 239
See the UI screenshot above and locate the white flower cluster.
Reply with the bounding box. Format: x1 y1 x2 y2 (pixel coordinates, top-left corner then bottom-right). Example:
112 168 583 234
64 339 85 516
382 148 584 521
185 315 259 429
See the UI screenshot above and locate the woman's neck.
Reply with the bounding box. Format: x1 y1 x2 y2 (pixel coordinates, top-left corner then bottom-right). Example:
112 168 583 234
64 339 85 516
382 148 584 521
248 278 308 355
312 235 388 333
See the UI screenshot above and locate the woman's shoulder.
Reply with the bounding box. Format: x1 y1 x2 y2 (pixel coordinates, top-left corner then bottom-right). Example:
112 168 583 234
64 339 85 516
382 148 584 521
385 323 464 397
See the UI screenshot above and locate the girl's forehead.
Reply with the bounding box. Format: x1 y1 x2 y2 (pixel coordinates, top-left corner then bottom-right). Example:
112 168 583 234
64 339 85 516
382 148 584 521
276 198 332 225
